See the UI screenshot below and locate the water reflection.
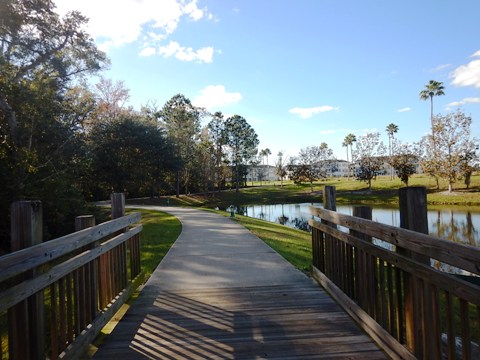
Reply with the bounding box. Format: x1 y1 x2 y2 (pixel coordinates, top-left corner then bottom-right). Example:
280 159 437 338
233 203 480 247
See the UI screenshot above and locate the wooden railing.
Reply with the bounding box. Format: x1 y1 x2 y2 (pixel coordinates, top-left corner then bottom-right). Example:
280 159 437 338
309 186 480 359
0 193 142 359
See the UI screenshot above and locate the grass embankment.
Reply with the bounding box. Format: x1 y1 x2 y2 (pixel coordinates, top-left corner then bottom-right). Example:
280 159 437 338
123 174 480 276
128 174 480 210
132 209 182 276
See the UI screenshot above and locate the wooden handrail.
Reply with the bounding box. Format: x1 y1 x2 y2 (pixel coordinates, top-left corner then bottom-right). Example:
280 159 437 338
309 206 480 276
1 194 143 360
0 212 141 282
309 218 480 304
309 186 480 360
0 225 142 313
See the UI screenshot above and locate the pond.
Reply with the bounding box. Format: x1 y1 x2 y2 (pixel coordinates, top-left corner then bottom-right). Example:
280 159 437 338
233 203 480 248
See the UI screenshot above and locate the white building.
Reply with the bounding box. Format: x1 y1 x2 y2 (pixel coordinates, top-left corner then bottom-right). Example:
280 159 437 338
246 165 278 182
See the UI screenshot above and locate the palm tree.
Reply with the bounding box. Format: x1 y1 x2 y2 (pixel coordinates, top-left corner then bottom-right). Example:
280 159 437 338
264 148 271 166
343 133 357 179
386 123 399 179
259 148 271 184
342 140 349 179
419 80 445 133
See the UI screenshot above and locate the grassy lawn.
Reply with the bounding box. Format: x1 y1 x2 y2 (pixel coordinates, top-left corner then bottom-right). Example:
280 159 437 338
232 214 312 273
127 173 480 209
130 208 182 276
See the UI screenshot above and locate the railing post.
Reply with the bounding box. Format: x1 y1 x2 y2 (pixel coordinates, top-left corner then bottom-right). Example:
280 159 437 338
398 186 430 357
352 206 372 310
9 201 44 360
323 185 336 211
111 192 125 219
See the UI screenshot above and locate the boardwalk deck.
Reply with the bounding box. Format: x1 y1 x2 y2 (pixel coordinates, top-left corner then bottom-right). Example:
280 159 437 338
93 207 386 359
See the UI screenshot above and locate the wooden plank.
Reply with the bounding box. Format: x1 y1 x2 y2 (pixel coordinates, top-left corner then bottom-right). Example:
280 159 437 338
311 267 415 359
0 213 141 283
9 200 44 360
445 291 456 360
94 281 387 360
50 283 58 360
309 207 480 276
59 274 144 359
460 299 471 359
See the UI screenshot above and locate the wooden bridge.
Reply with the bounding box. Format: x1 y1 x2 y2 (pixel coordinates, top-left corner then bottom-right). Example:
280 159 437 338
92 206 385 359
1 188 480 359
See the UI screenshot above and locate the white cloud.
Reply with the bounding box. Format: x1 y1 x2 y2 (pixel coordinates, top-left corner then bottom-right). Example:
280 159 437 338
430 64 451 72
450 50 480 88
158 41 214 63
139 47 156 57
397 107 411 113
193 85 242 110
289 106 338 119
447 97 480 107
53 0 213 52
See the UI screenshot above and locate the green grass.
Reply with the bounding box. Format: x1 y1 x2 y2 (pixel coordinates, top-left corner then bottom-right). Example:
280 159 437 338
127 174 480 210
234 214 312 273
129 208 182 276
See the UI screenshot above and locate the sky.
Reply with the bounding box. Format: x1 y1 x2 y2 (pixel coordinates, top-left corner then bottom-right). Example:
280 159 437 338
53 0 480 161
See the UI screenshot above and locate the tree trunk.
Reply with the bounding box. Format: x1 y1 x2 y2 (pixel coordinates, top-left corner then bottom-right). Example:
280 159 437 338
235 165 240 192
0 92 18 144
175 171 180 198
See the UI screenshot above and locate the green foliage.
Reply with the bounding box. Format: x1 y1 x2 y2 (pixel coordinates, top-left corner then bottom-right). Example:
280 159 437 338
157 94 201 196
353 132 387 189
388 141 418 186
419 111 477 192
288 143 334 191
128 209 181 276
223 115 259 192
88 115 175 198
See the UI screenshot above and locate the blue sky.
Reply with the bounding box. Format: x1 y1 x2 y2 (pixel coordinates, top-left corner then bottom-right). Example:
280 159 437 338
54 0 480 161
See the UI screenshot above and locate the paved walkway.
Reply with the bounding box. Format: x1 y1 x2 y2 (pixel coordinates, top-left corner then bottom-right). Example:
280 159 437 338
93 207 386 359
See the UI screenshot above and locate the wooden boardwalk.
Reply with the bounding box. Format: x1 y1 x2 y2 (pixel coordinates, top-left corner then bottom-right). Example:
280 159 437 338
93 207 386 359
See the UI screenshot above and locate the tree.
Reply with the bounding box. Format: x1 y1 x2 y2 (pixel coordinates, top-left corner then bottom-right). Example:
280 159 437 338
275 151 288 187
222 115 259 192
419 80 445 134
207 111 227 191
459 147 478 189
288 143 334 192
353 132 387 190
157 94 201 197
94 77 131 121
419 111 476 192
388 140 418 186
259 148 272 184
0 0 107 248
0 0 107 146
89 115 174 197
386 123 399 179
342 133 356 179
